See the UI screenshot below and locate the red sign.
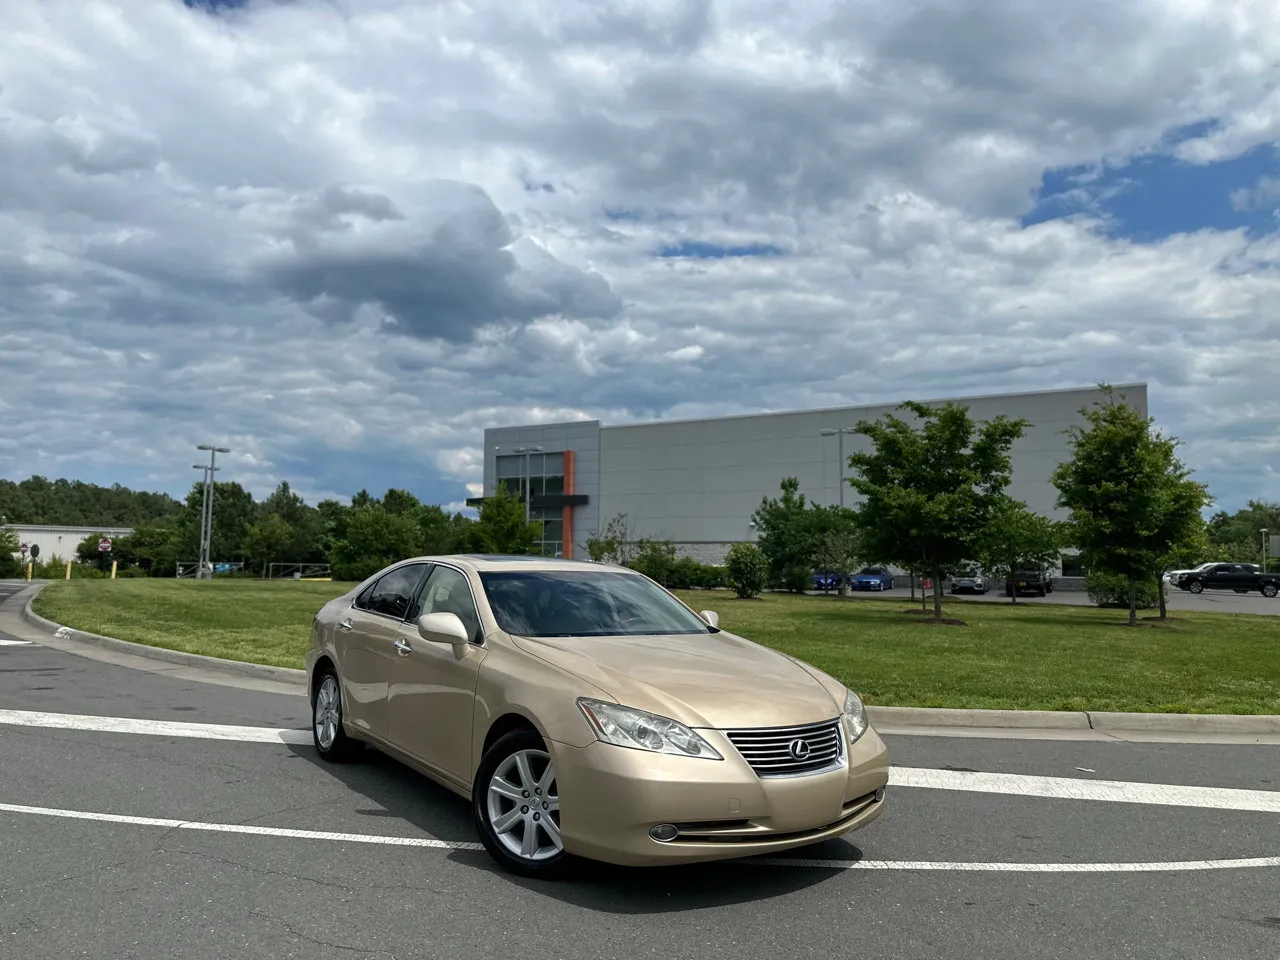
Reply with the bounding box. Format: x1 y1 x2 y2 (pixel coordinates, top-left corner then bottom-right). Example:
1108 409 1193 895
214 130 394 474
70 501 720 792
19 543 27 555
98 538 112 552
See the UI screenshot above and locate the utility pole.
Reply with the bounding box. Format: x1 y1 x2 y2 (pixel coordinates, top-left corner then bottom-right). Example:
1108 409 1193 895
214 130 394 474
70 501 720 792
196 445 230 578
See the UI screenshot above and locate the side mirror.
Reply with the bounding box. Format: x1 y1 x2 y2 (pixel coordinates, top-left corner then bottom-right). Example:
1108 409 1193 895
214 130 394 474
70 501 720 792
416 612 469 647
700 610 720 629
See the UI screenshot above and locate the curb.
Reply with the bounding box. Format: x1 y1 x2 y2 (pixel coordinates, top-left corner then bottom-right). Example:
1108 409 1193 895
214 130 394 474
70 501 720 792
866 705 1280 734
15 584 1280 733
20 586 306 688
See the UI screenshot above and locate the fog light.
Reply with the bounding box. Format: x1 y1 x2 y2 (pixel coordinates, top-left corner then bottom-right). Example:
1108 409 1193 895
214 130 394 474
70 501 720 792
649 823 679 842
874 787 886 803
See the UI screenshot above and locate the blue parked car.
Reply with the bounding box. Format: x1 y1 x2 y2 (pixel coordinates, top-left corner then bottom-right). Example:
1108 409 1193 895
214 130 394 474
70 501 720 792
811 570 843 592
850 565 895 591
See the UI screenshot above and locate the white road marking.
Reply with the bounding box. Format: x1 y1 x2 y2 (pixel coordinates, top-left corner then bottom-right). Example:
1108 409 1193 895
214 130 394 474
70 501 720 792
893 767 1280 814
0 709 311 745
0 639 33 646
2 709 1280 814
0 801 1276 873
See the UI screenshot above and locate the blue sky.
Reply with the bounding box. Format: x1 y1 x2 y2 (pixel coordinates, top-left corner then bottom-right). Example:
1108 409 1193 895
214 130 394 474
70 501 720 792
1024 126 1280 241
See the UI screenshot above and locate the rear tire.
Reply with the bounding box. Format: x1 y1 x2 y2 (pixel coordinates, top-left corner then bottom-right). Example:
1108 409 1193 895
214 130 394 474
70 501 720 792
312 670 362 762
473 729 572 879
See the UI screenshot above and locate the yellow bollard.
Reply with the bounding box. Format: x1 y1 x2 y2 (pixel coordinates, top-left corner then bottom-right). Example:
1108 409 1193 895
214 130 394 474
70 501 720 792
65 559 72 580
26 561 32 582
111 560 118 580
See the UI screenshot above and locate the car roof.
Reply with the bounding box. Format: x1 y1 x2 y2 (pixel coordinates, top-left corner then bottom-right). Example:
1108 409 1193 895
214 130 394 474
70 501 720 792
413 554 633 574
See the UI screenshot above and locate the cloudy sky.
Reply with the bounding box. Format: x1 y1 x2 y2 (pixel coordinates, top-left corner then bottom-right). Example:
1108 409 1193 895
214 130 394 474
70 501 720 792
2 0 1279 513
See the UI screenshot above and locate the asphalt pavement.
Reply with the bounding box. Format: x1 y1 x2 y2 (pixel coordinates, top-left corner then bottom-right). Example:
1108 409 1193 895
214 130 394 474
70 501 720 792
824 584 1280 614
2 580 1279 960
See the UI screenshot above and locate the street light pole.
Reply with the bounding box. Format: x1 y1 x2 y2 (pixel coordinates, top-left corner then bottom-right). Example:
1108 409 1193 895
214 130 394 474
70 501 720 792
1263 528 1270 573
196 444 230 578
513 445 544 523
819 427 854 509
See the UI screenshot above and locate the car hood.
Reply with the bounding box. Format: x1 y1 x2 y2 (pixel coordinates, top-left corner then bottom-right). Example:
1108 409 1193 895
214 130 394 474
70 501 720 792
510 631 842 730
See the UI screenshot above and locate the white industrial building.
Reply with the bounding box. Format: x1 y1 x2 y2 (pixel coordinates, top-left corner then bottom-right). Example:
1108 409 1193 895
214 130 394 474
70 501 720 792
472 383 1148 571
4 523 135 564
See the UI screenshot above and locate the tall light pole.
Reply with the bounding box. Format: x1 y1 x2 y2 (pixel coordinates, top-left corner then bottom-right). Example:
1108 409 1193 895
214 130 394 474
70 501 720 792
819 427 855 509
196 445 230 578
1263 527 1270 573
513 445 544 522
192 463 217 575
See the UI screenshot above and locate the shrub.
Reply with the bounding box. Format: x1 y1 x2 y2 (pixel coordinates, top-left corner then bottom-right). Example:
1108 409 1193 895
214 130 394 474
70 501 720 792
115 565 149 578
779 563 812 594
661 556 727 590
1086 571 1160 610
725 542 768 599
630 540 678 586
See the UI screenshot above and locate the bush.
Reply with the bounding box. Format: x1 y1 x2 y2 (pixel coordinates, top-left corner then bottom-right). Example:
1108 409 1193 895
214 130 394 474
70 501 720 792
630 540 678 586
725 542 768 599
779 563 812 594
1086 571 1160 609
660 556 728 590
115 565 149 578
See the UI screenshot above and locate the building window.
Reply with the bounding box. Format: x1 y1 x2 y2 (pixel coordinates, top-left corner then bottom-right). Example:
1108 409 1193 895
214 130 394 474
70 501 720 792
496 453 567 557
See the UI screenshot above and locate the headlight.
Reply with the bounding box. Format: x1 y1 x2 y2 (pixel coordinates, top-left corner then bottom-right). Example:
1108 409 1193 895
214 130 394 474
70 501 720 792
577 699 723 759
841 688 869 743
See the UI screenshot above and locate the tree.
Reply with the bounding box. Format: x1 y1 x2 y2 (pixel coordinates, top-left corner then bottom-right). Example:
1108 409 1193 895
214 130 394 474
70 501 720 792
977 499 1063 604
752 478 821 592
847 400 1028 621
381 488 421 517
1051 385 1212 625
244 514 296 573
112 522 180 576
809 506 861 597
415 504 472 555
586 513 640 566
1150 477 1213 620
329 505 421 582
460 485 542 555
725 542 768 598
0 526 20 578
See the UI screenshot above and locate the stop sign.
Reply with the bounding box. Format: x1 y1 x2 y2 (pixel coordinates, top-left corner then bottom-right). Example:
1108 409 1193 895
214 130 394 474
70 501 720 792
98 538 112 552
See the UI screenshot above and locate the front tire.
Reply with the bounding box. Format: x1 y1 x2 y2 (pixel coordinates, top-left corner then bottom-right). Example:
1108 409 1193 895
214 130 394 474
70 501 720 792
1263 584 1278 599
1188 581 1204 594
312 670 361 762
473 729 570 878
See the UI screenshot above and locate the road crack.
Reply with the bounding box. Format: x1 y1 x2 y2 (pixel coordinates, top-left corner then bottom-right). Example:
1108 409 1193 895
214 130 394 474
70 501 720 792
249 908 398 958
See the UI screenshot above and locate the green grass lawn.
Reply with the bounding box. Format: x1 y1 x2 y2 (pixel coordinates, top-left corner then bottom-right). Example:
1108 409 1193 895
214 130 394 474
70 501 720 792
31 579 1280 714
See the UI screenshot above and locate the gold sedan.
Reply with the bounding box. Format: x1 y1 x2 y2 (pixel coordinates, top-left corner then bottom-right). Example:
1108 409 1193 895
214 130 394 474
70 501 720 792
306 555 890 877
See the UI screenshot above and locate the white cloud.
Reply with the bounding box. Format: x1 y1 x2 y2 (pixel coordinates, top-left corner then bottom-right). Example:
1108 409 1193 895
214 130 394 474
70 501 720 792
1 0 1279 510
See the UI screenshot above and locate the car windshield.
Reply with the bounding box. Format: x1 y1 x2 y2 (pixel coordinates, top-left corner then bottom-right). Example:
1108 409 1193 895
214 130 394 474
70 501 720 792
858 567 884 575
478 570 715 638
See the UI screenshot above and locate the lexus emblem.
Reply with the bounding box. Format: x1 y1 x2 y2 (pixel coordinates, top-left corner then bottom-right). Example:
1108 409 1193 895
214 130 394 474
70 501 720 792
788 738 811 760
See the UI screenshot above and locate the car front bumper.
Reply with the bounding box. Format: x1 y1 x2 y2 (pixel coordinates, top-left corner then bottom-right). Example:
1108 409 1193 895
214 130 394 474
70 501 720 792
550 726 890 866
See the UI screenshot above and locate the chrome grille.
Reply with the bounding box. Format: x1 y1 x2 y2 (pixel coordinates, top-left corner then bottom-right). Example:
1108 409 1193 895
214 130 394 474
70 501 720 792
722 718 844 777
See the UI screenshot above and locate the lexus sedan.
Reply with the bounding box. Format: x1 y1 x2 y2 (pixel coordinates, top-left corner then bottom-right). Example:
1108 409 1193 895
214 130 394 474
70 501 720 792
306 555 890 877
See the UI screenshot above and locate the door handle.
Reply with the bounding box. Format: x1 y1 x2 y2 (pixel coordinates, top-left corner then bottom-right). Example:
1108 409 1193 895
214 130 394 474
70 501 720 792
393 638 412 656
337 618 354 632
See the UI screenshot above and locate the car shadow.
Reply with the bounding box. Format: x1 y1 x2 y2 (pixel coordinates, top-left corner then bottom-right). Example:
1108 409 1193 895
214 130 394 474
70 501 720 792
444 838 860 913
288 742 858 911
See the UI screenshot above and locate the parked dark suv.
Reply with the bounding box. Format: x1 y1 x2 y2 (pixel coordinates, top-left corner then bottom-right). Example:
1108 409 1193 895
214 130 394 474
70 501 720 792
1176 563 1279 598
1006 568 1054 597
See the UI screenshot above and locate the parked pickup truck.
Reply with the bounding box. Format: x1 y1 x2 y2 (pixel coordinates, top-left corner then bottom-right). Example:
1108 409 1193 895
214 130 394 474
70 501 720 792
1176 562 1279 598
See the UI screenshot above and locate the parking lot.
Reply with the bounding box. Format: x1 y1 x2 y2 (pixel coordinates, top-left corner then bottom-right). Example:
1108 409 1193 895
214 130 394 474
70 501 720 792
828 583 1280 615
2 581 1279 960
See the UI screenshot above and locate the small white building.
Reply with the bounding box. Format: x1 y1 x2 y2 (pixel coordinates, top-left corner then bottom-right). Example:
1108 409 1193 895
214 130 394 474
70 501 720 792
5 523 135 564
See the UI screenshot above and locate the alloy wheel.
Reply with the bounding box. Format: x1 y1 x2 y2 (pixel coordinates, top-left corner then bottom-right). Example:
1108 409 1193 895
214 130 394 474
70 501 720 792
486 749 562 861
314 675 340 750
